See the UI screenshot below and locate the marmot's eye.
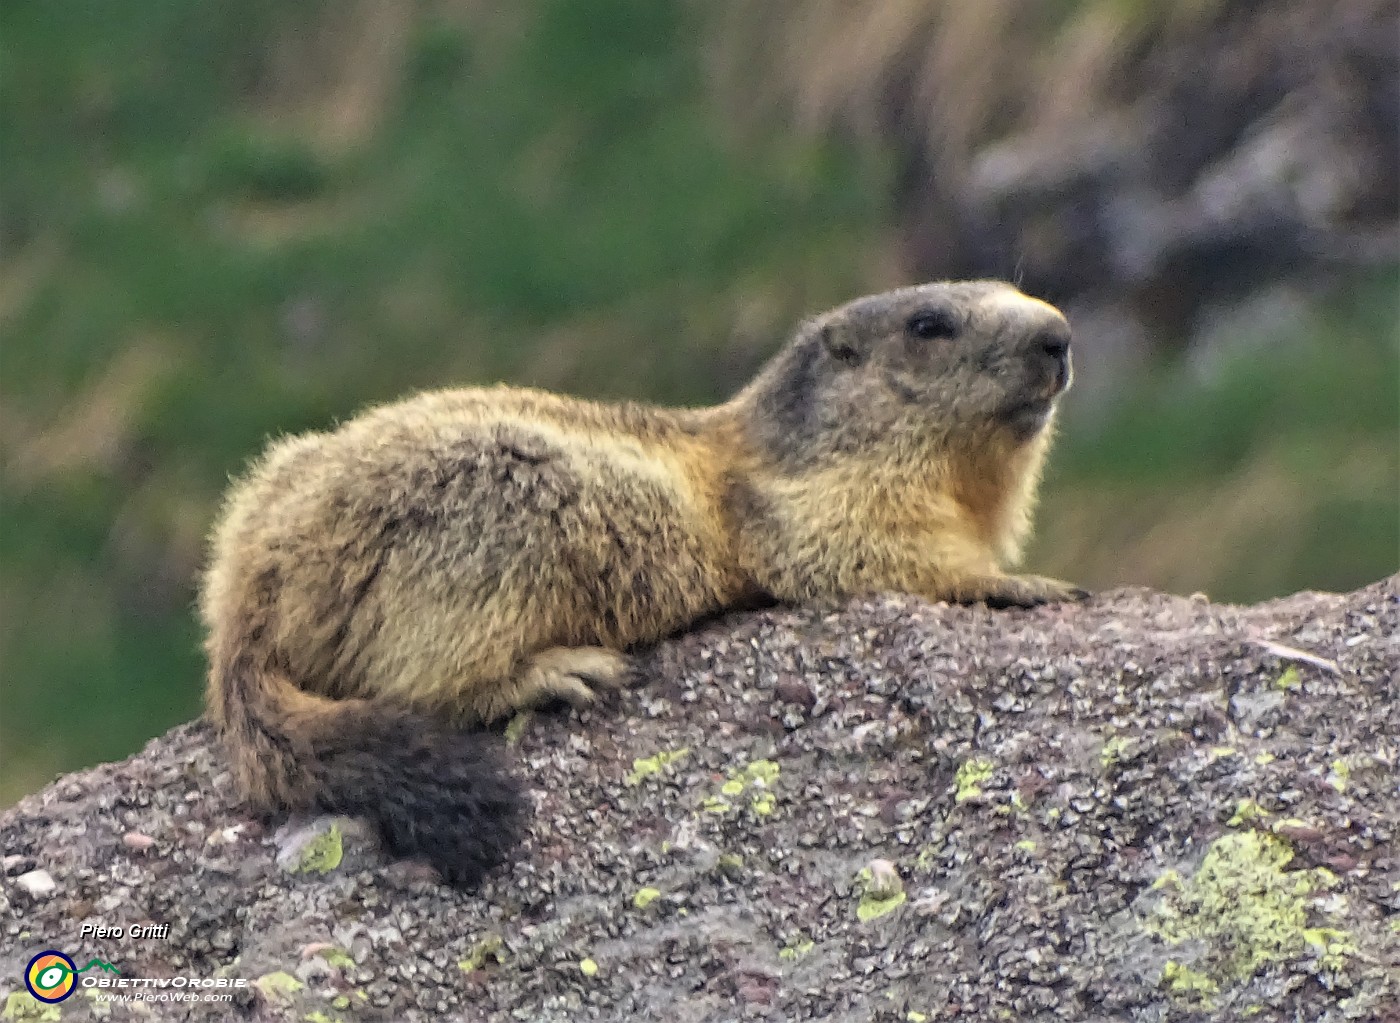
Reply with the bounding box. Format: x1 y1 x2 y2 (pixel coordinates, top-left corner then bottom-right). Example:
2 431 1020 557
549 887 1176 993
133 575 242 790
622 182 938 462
906 309 959 341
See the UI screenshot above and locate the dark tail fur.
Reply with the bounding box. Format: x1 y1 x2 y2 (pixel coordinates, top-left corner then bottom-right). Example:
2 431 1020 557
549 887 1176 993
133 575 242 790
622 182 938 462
208 639 524 888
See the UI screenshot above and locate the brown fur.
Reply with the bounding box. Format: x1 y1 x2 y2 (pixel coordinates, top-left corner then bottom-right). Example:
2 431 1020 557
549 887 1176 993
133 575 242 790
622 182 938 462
200 279 1082 885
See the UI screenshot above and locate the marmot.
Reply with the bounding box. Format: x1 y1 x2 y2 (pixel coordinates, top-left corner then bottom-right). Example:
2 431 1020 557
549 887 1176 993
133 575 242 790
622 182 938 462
201 279 1083 886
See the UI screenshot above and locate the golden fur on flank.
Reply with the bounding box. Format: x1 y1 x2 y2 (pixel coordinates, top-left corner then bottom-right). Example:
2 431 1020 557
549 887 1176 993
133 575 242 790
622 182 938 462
200 279 1082 885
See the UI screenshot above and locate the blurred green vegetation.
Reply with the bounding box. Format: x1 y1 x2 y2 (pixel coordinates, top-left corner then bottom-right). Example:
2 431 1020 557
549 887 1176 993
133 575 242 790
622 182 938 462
1 0 1396 804
1031 271 1399 601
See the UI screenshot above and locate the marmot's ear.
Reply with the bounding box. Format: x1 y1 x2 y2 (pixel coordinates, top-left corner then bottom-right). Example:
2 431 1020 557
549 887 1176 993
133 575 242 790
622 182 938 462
820 321 865 366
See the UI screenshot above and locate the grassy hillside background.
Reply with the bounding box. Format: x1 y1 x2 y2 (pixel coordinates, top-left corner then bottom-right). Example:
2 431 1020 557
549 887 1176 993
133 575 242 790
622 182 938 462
2 0 1396 804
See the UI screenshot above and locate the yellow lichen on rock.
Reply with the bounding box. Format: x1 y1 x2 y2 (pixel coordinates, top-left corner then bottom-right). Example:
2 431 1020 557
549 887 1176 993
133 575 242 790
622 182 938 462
1099 735 1133 768
703 758 780 815
458 935 506 973
856 859 907 922
2 992 61 1022
954 756 994 803
1146 830 1356 993
626 748 690 785
292 823 344 874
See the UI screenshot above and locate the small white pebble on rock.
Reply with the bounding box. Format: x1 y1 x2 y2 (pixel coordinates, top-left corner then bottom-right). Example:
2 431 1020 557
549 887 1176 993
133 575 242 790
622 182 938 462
123 832 156 853
205 823 245 847
16 869 56 897
864 858 902 898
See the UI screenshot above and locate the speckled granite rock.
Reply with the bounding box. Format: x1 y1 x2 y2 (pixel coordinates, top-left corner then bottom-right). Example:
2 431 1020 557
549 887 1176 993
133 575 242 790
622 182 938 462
3 580 1397 1022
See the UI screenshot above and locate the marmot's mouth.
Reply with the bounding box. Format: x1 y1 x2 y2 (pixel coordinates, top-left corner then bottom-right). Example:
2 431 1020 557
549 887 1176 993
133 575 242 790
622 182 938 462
1046 352 1073 397
1006 353 1071 419
999 394 1060 440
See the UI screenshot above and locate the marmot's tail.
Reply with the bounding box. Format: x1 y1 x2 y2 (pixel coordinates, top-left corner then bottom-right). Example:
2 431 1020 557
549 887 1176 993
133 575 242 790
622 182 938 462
207 636 524 888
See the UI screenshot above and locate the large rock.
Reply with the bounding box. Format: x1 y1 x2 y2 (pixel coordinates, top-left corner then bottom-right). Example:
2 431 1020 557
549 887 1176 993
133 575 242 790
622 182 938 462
2 579 1396 1022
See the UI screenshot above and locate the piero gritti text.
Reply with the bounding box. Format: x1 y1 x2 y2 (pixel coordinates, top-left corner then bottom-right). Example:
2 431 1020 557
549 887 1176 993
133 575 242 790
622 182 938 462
79 923 171 940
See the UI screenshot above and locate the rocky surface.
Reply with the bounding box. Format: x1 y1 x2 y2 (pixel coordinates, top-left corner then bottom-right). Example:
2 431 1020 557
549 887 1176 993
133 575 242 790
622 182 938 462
2 579 1397 1022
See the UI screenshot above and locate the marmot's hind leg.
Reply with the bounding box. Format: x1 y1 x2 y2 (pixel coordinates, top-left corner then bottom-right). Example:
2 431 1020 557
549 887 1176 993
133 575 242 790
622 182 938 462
473 646 631 724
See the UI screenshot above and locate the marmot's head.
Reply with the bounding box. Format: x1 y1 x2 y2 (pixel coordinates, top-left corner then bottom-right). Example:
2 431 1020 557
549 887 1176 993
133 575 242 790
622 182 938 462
818 280 1071 439
743 280 1073 465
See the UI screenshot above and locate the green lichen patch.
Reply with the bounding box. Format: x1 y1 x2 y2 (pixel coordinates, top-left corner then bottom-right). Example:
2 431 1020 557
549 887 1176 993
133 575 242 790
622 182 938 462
458 934 506 973
856 859 907 922
321 947 355 971
632 886 662 909
704 758 780 815
1274 666 1301 691
1301 927 1357 969
255 971 306 1002
1325 758 1350 792
857 890 907 922
715 852 745 879
1146 831 1356 990
1162 960 1219 1002
503 710 533 746
626 748 690 785
748 760 780 784
2 993 60 1022
1227 798 1269 826
1099 735 1134 768
291 822 343 874
778 935 815 960
954 756 994 802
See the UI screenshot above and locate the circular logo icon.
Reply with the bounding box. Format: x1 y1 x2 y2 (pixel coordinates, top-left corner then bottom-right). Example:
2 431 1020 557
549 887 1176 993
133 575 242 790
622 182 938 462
25 951 78 1003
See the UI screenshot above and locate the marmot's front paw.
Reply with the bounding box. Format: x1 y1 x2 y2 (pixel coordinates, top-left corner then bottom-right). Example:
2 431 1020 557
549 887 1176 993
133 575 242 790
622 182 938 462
958 574 1089 609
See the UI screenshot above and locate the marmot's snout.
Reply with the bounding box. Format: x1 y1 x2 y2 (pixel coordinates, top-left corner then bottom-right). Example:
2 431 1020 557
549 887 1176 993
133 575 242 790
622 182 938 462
974 285 1072 399
978 288 1074 438
1030 320 1073 398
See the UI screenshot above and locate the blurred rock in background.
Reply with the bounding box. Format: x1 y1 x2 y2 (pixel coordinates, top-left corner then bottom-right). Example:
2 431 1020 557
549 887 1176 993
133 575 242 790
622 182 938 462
708 0 1399 402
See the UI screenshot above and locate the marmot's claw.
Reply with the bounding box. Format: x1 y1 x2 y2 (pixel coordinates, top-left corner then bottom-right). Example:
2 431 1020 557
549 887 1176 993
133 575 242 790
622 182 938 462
972 575 1086 609
983 590 1043 610
1025 576 1089 605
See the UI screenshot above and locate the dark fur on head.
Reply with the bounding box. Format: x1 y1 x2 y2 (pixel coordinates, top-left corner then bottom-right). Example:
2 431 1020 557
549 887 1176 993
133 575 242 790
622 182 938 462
739 280 1073 470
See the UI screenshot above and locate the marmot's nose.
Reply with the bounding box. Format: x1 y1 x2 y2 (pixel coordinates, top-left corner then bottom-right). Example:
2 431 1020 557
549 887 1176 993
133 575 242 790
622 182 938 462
1030 319 1072 393
1035 323 1071 360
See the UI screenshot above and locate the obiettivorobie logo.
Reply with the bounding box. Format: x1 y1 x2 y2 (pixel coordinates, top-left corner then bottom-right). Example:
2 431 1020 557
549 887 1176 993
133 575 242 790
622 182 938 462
20 950 250 1005
25 951 119 1003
